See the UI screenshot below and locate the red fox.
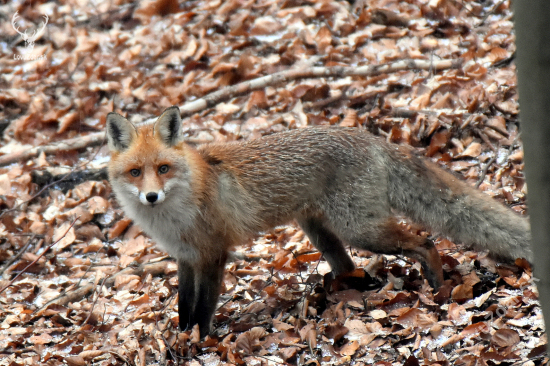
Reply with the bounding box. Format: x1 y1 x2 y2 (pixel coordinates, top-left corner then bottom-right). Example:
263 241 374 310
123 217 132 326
106 106 532 336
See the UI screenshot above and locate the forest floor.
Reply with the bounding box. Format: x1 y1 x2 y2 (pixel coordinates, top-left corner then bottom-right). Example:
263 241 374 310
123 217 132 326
0 0 546 365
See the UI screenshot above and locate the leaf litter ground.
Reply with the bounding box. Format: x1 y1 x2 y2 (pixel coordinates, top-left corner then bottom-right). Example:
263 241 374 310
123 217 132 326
0 0 546 365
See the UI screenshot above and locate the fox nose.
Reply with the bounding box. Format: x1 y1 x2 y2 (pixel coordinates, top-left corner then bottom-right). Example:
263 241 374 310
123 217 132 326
146 192 158 203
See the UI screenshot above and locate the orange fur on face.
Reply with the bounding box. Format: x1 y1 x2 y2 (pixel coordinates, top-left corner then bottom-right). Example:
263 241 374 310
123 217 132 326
109 124 210 205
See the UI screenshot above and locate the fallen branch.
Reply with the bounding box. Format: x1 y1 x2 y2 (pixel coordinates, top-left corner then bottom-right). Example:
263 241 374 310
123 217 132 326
390 107 471 119
0 131 106 167
170 58 462 122
0 58 461 167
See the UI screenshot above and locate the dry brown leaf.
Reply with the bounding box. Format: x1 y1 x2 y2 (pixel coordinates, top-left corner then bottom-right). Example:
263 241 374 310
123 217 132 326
430 323 442 339
65 356 86 366
108 218 133 240
79 350 105 360
190 324 201 344
340 109 358 127
62 206 95 225
494 100 519 114
339 340 360 356
72 181 96 201
29 220 47 235
118 235 147 256
76 224 105 241
295 252 322 263
426 130 450 156
447 302 469 325
316 26 333 52
487 47 509 63
0 174 11 195
461 322 490 338
396 308 423 327
305 328 317 350
451 284 474 301
88 196 109 214
278 346 298 361
462 271 481 287
53 222 76 250
115 274 141 289
492 329 520 348
459 142 482 158
273 319 293 331
250 16 282 35
244 90 268 112
431 92 453 109
29 332 53 345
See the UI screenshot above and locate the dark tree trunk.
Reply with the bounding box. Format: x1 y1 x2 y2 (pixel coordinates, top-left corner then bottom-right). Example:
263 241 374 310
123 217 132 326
513 0 550 334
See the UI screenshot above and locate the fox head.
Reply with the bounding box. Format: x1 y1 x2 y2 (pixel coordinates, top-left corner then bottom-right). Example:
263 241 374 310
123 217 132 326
106 106 203 210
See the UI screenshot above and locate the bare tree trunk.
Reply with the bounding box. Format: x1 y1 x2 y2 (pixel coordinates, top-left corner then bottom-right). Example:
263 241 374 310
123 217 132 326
513 0 550 335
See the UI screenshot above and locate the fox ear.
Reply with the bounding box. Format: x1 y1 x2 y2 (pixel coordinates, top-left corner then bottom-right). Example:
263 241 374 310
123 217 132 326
154 106 182 146
106 112 137 152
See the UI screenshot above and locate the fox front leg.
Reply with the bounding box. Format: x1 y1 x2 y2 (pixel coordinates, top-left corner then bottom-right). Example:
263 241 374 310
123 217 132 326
177 254 227 337
177 259 196 331
193 259 227 337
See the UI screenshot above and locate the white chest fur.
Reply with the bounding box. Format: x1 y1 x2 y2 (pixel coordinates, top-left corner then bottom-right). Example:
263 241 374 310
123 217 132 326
113 183 199 262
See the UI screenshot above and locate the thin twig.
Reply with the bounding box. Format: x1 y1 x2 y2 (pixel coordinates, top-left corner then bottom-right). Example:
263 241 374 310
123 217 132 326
477 0 507 27
0 235 35 276
170 59 463 122
0 218 78 295
475 132 521 188
34 259 173 313
153 294 181 363
81 276 108 326
0 169 81 219
0 137 107 219
29 241 105 312
475 150 499 188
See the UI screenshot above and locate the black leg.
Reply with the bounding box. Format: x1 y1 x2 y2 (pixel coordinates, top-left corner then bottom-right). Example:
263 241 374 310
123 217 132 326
194 262 226 337
402 238 444 289
347 218 444 289
298 217 355 276
178 259 196 331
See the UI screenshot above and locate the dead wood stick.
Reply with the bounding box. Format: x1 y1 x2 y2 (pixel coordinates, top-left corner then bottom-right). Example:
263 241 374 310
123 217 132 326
391 107 471 119
170 58 463 121
0 58 461 167
0 131 106 167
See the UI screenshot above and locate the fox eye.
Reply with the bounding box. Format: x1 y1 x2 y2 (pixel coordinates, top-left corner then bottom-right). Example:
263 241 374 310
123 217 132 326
158 165 170 174
130 169 141 177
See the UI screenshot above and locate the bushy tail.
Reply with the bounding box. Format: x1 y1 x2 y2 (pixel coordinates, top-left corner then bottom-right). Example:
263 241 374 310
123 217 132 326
387 150 533 264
